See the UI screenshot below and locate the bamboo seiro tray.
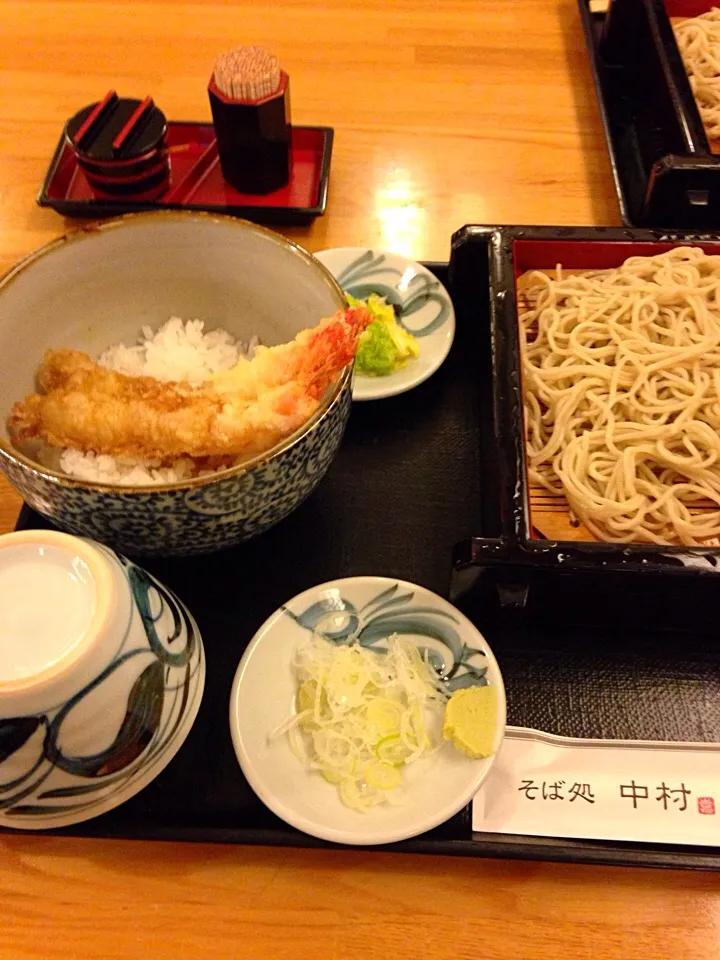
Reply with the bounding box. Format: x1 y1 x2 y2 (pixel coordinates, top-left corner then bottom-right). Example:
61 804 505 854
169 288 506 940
579 0 720 226
451 223 720 583
515 265 720 545
668 8 720 156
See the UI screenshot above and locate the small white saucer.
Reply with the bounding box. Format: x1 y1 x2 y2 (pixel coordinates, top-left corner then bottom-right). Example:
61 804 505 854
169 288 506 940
228 576 505 846
314 248 456 401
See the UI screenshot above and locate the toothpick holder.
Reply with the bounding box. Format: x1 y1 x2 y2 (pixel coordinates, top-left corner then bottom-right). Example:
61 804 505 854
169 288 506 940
208 72 292 195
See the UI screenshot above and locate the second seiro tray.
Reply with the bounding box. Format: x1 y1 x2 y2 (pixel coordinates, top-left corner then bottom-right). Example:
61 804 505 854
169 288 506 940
579 0 720 227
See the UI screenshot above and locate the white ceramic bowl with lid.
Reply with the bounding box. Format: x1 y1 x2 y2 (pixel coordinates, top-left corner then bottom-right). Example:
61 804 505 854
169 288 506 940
0 529 205 830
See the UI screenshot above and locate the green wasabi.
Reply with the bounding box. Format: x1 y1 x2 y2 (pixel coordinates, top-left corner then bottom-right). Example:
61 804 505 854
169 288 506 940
347 293 419 377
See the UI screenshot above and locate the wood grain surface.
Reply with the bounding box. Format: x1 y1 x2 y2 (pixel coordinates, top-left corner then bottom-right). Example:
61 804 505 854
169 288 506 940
2 838 720 960
1 2 717 958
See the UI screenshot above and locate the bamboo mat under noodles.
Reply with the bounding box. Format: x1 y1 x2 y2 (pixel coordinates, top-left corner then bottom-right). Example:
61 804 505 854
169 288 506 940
516 268 720 545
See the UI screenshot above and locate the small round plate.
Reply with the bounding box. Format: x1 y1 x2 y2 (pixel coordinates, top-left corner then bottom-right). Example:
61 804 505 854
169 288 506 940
314 248 456 401
229 576 505 846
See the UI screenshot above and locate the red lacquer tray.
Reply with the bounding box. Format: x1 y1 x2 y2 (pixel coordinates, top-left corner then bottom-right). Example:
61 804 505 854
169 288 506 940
38 121 333 226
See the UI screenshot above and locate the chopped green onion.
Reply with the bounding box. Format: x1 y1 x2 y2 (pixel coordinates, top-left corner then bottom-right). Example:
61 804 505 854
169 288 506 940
277 633 447 810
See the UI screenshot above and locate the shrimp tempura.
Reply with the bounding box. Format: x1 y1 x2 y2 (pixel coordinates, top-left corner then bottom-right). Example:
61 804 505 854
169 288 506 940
8 306 370 462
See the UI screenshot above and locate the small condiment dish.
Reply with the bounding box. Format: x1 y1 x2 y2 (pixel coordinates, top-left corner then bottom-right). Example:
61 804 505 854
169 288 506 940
229 576 505 846
314 247 455 401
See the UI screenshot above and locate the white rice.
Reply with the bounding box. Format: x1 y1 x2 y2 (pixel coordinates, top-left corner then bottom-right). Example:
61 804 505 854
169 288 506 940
49 318 255 486
99 317 241 388
58 450 203 486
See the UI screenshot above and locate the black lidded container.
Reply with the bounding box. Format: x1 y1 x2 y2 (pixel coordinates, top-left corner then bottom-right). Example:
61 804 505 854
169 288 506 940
208 72 292 195
66 91 170 200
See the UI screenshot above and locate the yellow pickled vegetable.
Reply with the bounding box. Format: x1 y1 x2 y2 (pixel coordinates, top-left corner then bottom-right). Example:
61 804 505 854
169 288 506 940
442 686 498 759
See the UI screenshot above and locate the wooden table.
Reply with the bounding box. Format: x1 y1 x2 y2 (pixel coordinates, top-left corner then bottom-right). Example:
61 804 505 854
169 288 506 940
0 2 717 958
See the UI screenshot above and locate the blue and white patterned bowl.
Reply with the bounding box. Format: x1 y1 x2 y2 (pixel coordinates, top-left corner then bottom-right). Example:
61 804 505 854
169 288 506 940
0 530 205 831
0 212 347 556
314 248 456 401
230 576 506 846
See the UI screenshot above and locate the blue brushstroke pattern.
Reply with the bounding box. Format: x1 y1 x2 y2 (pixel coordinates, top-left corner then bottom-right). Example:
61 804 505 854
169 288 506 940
282 582 488 692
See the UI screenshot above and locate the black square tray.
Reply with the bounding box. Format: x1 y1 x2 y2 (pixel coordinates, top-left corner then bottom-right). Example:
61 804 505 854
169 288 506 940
579 0 720 227
7 259 720 870
452 223 720 612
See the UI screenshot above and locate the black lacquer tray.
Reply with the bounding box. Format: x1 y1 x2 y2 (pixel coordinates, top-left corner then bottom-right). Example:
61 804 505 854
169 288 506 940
579 0 720 228
8 260 720 870
452 223 720 608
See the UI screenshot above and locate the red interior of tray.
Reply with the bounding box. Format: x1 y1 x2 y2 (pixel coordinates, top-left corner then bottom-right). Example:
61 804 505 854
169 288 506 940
664 1 715 18
513 239 720 274
513 239 720 541
45 122 324 209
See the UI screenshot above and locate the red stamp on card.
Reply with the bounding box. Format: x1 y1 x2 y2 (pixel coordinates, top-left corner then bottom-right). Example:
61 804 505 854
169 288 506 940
697 797 716 815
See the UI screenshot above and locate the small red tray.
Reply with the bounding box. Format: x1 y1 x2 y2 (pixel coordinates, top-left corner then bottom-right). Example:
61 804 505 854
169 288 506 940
38 121 333 226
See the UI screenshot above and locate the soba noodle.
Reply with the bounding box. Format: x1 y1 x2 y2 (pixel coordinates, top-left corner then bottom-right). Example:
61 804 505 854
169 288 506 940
674 8 720 139
519 246 720 546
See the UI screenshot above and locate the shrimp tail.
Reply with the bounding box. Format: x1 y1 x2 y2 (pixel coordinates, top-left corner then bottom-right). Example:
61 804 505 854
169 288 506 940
297 306 372 399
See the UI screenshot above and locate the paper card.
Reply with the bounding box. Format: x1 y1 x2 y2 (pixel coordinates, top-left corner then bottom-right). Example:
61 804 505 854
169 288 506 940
472 727 720 847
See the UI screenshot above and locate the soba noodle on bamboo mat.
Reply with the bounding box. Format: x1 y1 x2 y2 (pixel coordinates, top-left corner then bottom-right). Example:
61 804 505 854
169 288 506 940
517 247 720 547
673 8 720 152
